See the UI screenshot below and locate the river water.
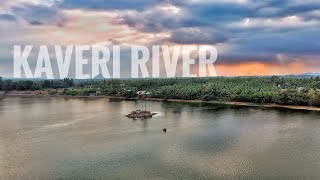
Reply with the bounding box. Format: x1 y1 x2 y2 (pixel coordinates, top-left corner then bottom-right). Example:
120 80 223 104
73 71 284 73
1 97 320 179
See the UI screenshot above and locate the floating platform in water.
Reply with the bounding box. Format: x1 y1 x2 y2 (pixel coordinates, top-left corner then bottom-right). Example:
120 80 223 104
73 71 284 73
126 110 157 119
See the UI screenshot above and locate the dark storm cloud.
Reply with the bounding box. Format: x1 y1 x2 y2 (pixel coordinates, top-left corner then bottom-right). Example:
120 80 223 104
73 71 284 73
29 21 44 26
11 4 65 26
119 1 254 31
215 27 320 64
113 0 320 63
0 14 16 21
58 0 162 10
233 29 320 55
170 28 228 44
120 11 184 33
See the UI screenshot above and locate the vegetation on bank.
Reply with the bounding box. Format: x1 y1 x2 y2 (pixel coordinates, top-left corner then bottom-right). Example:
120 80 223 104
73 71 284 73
1 76 320 107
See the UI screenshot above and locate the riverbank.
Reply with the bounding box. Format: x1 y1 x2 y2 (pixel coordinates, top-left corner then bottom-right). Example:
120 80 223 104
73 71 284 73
3 92 320 112
144 98 320 111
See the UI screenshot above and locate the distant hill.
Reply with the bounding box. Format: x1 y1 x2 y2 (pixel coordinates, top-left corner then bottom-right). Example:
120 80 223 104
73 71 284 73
300 73 320 76
93 74 105 80
289 73 320 78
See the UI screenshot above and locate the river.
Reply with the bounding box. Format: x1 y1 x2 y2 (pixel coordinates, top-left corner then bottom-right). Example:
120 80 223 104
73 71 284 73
1 96 320 179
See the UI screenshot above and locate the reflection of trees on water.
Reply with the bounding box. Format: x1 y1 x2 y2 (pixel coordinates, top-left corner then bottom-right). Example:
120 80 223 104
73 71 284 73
131 118 149 132
142 119 148 130
0 97 4 112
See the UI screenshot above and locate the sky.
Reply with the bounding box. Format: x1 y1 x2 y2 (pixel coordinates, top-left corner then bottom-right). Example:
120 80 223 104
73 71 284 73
0 0 320 78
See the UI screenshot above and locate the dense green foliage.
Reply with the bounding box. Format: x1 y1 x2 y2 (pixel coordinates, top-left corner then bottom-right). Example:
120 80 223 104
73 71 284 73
2 76 320 107
0 78 74 91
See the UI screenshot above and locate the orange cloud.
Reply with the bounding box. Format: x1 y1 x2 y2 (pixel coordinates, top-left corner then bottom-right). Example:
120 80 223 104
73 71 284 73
215 61 320 76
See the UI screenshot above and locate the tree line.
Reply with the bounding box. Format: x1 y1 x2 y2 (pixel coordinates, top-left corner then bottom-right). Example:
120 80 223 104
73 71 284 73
1 76 320 107
0 78 74 91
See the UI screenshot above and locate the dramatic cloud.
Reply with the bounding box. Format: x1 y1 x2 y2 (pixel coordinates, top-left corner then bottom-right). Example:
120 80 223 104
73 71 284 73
58 0 162 10
11 3 65 26
0 14 16 21
169 28 227 44
0 0 320 77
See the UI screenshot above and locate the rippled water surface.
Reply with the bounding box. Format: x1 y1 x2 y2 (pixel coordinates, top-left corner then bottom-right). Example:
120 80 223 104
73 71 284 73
1 97 320 179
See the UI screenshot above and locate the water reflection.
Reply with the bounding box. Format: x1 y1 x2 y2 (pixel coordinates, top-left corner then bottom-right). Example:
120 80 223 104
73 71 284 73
1 97 320 179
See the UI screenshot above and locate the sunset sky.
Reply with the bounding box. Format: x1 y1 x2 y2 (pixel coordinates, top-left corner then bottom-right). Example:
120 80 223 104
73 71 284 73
0 0 320 78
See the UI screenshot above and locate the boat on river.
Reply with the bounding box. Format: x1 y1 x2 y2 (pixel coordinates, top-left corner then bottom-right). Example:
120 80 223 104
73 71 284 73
126 91 157 119
125 109 157 119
